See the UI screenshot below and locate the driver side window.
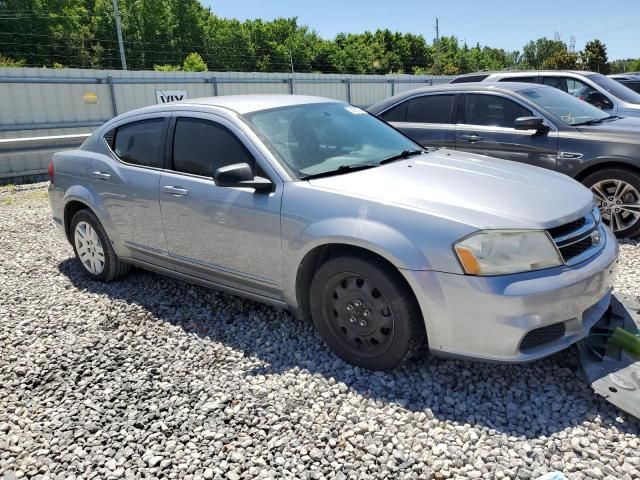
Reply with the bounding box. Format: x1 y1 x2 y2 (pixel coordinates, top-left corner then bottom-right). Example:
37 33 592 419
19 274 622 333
465 94 533 128
171 118 254 177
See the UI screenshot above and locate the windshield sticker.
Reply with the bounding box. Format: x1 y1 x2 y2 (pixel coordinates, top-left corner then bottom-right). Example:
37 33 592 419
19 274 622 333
345 106 366 115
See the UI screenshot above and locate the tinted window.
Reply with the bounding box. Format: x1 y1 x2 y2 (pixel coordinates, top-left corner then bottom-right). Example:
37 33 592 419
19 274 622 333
380 101 408 122
542 76 569 92
465 94 532 128
406 95 455 124
622 81 640 93
172 118 254 177
450 75 489 83
112 118 165 168
500 76 536 83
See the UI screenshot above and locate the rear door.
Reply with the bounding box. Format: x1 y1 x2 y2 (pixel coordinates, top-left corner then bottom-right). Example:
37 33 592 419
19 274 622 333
158 112 283 299
455 93 558 170
379 93 457 149
92 114 171 266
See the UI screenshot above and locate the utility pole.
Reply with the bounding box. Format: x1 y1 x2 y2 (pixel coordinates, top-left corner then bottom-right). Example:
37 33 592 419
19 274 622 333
112 0 128 70
434 17 440 76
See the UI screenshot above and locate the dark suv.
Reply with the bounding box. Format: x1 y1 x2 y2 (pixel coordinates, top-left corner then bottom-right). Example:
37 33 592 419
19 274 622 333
450 70 640 117
368 82 640 237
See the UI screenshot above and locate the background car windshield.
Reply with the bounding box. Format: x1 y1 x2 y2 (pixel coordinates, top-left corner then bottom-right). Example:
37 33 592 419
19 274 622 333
587 73 640 104
518 87 609 125
244 103 419 178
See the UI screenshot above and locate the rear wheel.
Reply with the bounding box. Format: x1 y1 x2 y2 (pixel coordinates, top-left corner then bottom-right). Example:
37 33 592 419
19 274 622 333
582 168 640 238
70 209 130 282
309 253 425 370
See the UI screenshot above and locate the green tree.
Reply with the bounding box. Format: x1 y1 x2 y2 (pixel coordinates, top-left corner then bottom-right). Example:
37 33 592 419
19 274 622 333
183 52 207 71
543 50 579 70
581 39 609 73
628 59 640 72
521 38 567 69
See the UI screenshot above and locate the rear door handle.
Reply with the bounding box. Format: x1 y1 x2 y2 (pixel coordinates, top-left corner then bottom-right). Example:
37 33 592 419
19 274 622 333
162 185 189 197
92 171 111 180
460 134 483 142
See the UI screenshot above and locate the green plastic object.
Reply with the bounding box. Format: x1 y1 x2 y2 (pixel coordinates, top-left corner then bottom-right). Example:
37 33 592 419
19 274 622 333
610 327 640 356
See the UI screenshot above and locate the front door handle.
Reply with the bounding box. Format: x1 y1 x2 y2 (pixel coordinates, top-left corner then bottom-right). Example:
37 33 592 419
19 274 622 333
92 171 111 180
162 185 189 197
460 134 483 142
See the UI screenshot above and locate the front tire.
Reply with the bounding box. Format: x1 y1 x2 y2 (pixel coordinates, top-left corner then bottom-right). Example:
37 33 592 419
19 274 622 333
309 253 425 370
70 209 130 282
583 168 640 238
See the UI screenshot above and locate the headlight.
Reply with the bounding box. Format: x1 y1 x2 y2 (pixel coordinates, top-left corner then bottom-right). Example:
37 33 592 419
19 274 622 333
454 230 563 276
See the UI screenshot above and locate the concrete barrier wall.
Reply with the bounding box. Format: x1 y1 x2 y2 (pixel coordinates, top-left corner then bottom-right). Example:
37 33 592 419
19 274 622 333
0 68 453 181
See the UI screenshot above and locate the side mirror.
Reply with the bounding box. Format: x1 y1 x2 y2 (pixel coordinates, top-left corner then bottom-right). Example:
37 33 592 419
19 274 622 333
514 116 549 133
213 162 273 192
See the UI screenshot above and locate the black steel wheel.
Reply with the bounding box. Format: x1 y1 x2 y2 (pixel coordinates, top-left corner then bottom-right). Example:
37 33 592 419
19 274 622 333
309 252 425 370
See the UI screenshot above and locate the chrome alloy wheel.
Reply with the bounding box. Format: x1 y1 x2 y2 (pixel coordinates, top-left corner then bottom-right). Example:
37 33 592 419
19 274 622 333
74 221 105 275
591 179 640 233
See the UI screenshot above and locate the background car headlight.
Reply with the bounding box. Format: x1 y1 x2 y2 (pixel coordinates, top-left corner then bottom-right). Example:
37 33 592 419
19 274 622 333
454 230 563 276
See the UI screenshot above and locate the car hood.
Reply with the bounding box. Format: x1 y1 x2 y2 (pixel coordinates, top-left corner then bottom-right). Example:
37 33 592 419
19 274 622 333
576 115 640 137
308 149 594 230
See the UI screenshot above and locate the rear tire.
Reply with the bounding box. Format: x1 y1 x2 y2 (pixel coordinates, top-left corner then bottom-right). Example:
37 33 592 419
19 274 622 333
70 209 130 282
582 168 640 238
309 253 425 370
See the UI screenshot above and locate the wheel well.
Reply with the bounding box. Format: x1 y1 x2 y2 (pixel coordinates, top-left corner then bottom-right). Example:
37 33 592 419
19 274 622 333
575 162 640 182
294 244 417 324
63 200 89 243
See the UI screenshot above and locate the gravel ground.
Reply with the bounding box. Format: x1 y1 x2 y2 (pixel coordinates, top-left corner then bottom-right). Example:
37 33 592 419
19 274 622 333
1 182 639 480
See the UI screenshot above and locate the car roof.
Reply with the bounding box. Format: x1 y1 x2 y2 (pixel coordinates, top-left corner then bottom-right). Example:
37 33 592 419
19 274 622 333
453 70 598 80
367 82 548 114
120 94 343 118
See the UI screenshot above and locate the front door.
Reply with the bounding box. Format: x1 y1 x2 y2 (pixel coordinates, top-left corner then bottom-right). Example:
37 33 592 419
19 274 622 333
159 113 283 299
455 93 558 171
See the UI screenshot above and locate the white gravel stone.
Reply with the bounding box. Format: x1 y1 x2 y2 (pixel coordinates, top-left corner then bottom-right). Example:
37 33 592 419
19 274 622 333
0 182 639 480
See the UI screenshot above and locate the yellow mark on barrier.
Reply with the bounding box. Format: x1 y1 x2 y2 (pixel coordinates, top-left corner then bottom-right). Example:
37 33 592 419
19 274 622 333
83 92 98 104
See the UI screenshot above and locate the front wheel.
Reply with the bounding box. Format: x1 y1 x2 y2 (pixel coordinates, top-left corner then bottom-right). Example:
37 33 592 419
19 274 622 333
309 253 425 370
583 168 640 238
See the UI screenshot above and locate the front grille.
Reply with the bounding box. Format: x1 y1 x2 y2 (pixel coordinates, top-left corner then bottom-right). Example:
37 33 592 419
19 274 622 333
546 210 602 265
547 217 587 238
520 322 566 351
558 236 594 262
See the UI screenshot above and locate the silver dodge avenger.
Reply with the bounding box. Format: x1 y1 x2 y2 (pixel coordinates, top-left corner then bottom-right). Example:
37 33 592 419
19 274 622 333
48 95 618 370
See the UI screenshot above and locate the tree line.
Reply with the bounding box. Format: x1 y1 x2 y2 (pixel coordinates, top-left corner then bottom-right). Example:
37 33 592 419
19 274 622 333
0 0 636 75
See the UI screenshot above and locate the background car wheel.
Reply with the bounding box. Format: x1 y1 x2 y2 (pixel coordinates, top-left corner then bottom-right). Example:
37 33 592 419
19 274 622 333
582 168 640 238
309 253 425 370
70 209 130 282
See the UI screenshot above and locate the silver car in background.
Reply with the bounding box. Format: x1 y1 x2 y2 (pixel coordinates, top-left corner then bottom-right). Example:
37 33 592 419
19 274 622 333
48 95 618 370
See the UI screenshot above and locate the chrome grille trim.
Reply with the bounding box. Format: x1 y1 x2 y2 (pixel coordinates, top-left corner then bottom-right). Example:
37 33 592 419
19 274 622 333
547 208 605 266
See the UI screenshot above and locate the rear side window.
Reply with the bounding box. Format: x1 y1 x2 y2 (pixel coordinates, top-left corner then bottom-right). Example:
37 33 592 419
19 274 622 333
380 101 408 122
464 94 532 128
172 118 254 177
450 75 489 83
110 118 165 168
500 76 536 83
541 77 568 92
406 95 455 123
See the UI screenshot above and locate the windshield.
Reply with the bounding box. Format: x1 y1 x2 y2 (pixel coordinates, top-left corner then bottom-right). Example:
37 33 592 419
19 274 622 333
517 86 609 126
243 102 420 179
587 73 640 104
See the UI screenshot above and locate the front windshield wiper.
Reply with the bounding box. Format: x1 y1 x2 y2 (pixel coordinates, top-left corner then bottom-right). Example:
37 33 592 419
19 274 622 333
300 162 380 180
379 148 424 165
574 115 621 126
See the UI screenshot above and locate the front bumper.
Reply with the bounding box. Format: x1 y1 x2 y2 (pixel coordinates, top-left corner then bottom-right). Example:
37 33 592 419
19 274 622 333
402 226 619 362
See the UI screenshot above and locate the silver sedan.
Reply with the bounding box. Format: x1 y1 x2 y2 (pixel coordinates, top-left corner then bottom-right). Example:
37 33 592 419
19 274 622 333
48 95 618 370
